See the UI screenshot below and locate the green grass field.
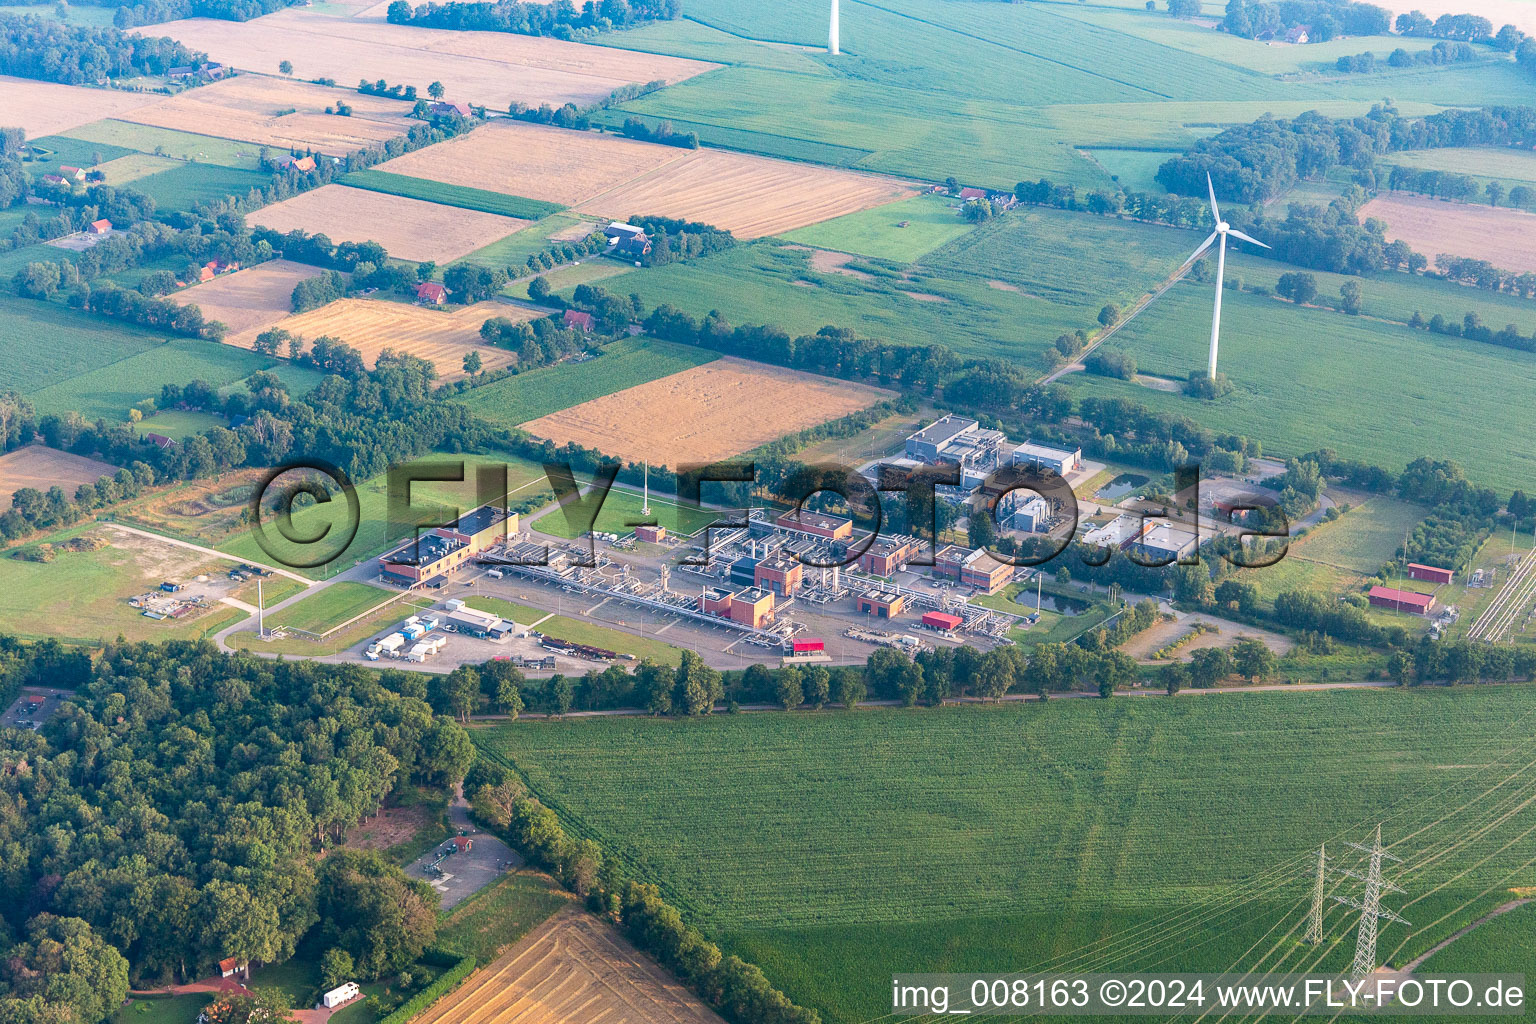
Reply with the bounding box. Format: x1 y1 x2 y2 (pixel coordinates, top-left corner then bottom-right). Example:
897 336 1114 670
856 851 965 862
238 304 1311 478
530 485 723 539
509 260 632 298
455 337 719 428
132 163 273 212
27 338 296 420
1063 281 1536 494
464 597 685 665
477 685 1536 1022
0 295 161 395
131 410 227 439
1290 496 1426 575
779 194 976 262
60 120 264 169
23 132 136 167
111 994 212 1024
1086 148 1177 193
1 2 118 25
268 581 395 634
434 873 570 963
451 212 593 272
341 170 564 219
96 152 183 185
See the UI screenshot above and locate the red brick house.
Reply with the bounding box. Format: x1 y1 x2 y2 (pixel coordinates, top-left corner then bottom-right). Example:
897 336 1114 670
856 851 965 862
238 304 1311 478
562 310 595 332
88 219 112 235
416 282 448 306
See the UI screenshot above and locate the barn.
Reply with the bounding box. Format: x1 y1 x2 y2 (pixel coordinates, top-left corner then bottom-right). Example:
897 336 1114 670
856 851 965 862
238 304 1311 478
1367 585 1436 616
1408 563 1454 585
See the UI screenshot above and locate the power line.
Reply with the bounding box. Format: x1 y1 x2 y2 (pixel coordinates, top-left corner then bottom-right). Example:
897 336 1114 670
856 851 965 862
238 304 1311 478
1332 825 1408 981
1305 844 1326 944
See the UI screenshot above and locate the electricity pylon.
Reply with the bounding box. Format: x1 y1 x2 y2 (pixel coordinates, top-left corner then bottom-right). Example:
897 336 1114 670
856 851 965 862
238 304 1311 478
1306 844 1326 944
1331 824 1409 980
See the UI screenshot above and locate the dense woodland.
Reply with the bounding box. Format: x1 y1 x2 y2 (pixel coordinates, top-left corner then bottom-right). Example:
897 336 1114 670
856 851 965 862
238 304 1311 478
1221 0 1391 40
0 14 203 83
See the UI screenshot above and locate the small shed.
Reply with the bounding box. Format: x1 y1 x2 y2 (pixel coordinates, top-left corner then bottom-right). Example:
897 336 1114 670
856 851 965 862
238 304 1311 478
1408 563 1454 586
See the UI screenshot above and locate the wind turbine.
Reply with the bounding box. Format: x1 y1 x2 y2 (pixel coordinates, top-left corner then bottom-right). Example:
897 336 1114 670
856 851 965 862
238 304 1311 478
829 0 840 55
1185 173 1268 378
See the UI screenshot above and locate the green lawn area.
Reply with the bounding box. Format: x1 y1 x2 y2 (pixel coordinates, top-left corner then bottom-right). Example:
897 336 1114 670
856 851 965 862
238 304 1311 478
465 597 685 665
449 212 593 272
531 486 722 540
1289 496 1426 575
131 410 227 439
231 595 435 656
476 685 1536 1022
23 132 136 167
1087 148 1178 193
434 873 569 962
341 170 564 220
111 994 211 1024
27 337 297 420
268 581 396 634
132 163 274 212
1062 280 1536 494
60 120 264 169
218 450 551 577
778 194 977 262
456 337 718 428
509 259 632 298
96 151 183 185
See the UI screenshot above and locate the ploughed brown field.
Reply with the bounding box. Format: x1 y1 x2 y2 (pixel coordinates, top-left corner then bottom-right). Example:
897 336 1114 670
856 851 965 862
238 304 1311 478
1359 192 1536 274
170 259 326 347
115 73 416 154
520 357 894 467
379 120 914 238
246 185 527 264
137 11 715 111
0 446 119 509
413 906 724 1024
272 297 537 381
0 76 158 138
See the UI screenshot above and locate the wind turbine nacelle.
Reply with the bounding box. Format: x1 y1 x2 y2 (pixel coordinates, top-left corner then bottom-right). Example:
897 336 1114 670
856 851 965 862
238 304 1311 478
1216 222 1230 233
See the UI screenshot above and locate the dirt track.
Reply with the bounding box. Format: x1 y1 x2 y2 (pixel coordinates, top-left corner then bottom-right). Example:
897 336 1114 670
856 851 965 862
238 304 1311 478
414 906 724 1024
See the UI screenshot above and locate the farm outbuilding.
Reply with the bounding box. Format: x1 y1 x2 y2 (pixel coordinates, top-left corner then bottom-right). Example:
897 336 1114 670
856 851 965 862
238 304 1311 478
1368 585 1436 616
1408 563 1454 585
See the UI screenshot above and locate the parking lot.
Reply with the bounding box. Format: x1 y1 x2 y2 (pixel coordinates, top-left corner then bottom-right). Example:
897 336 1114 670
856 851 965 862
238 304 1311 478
2 688 70 731
404 800 521 910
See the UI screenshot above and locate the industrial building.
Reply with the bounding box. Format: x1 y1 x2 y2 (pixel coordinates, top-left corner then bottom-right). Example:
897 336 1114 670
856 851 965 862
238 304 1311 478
857 590 906 618
754 554 804 597
378 504 516 586
698 586 777 628
905 414 978 462
635 524 666 543
1408 563 1454 585
922 610 963 632
858 535 917 576
1129 523 1200 564
1012 440 1083 476
1004 494 1051 532
444 605 513 638
931 545 1014 594
774 509 853 542
1368 585 1437 616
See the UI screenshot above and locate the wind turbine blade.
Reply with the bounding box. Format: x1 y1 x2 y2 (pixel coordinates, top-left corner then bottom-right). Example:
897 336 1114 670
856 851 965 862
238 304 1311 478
1227 228 1270 249
1207 172 1220 224
1184 232 1217 265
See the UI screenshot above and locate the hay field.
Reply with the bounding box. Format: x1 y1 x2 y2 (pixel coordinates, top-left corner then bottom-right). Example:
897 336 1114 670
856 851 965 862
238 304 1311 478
579 148 915 239
377 119 688 205
0 446 117 508
273 298 531 380
171 260 325 346
414 907 724 1024
116 74 413 154
95 152 181 184
245 184 526 263
140 11 714 110
520 357 892 467
1359 192 1536 274
0 75 158 137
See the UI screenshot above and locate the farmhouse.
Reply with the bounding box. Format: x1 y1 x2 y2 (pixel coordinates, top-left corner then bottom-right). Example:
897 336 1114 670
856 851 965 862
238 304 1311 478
88 218 112 235
1012 440 1082 476
144 433 177 449
416 281 448 306
1409 563 1455 585
774 509 853 542
377 504 516 586
278 154 317 172
1284 25 1311 43
58 165 86 182
562 309 595 332
856 590 905 618
41 174 66 186
429 100 473 117
1368 585 1437 615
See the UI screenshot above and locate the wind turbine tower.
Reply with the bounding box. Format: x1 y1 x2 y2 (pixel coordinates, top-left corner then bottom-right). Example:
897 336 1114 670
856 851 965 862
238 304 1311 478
829 0 840 55
1183 174 1269 378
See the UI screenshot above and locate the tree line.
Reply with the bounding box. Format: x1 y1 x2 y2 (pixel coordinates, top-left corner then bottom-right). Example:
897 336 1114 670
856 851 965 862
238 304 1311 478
0 12 203 83
385 0 679 38
1222 0 1391 40
1335 39 1479 72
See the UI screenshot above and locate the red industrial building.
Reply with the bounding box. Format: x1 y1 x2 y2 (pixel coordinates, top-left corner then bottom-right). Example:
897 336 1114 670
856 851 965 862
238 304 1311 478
856 590 905 618
754 555 803 597
932 544 1012 594
697 587 776 628
921 610 963 632
635 524 666 543
788 638 824 656
1367 585 1436 616
1408 563 1454 585
774 509 853 541
858 536 916 576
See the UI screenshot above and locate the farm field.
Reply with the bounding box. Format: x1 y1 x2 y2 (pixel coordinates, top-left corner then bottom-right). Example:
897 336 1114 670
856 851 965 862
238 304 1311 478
139 10 716 111
477 686 1536 1023
339 169 564 220
1383 146 1536 188
508 260 630 298
456 336 719 427
442 213 592 272
93 152 181 184
778 194 978 262
117 73 415 154
376 119 689 206
0 445 118 508
1062 281 1536 494
576 147 914 239
130 162 274 212
414 907 723 1024
518 357 892 468
171 259 325 346
26 339 303 420
271 298 530 381
433 873 570 965
246 185 528 264
59 119 265 169
0 75 157 137
0 295 161 395
1087 148 1177 193
1359 192 1536 274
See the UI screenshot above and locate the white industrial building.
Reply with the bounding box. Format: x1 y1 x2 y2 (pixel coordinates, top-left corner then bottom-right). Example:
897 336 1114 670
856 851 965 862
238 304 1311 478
1012 440 1082 476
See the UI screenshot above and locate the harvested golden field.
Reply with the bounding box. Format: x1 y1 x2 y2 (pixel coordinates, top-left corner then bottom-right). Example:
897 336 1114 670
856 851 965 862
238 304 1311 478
521 357 893 467
0 76 157 138
116 73 414 154
1359 192 1536 274
94 152 181 184
273 298 534 381
0 446 118 509
171 260 325 346
140 11 714 110
246 184 526 263
580 149 915 239
414 907 724 1024
377 119 688 205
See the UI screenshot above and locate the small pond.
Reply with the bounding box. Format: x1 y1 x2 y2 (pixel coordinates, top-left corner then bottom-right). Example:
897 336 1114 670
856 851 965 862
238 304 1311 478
1096 472 1149 502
